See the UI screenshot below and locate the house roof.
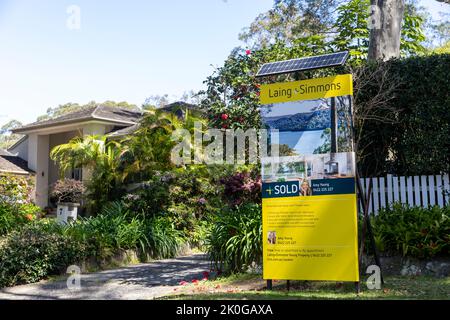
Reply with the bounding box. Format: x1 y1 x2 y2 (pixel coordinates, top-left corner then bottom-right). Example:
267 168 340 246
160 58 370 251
7 135 27 151
107 102 202 139
0 149 33 175
159 101 198 116
107 123 140 139
12 105 143 134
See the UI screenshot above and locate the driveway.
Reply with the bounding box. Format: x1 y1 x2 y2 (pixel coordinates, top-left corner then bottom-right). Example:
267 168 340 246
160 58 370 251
0 253 210 300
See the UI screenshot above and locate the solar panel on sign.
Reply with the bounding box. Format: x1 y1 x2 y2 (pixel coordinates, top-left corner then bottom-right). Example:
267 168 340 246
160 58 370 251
256 51 349 77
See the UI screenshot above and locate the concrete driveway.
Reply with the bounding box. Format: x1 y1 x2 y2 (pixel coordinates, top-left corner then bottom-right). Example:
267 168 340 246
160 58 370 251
0 253 210 300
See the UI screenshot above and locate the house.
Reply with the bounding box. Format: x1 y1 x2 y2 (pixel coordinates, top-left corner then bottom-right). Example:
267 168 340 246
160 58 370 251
7 102 198 209
8 105 143 208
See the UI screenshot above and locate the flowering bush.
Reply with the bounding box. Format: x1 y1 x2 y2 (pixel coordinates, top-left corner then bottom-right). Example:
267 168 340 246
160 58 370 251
0 175 34 205
219 169 261 206
50 179 85 204
0 175 40 235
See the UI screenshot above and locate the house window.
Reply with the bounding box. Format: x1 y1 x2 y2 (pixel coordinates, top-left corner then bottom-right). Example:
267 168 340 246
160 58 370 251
71 168 82 181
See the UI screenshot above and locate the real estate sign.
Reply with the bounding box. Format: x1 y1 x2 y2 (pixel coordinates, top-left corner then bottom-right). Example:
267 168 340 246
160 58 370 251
260 74 359 282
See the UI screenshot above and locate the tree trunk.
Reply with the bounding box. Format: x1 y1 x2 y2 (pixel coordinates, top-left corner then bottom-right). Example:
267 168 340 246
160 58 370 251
330 97 338 154
368 0 405 61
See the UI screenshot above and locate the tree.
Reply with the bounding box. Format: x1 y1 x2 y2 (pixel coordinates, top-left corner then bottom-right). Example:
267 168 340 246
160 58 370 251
119 107 206 182
239 0 342 48
50 135 122 214
0 120 22 135
37 101 139 122
367 0 405 61
143 95 170 109
0 119 23 149
143 91 203 110
332 0 371 62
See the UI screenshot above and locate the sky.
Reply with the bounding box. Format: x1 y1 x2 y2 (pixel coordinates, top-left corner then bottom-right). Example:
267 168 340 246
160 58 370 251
0 0 448 125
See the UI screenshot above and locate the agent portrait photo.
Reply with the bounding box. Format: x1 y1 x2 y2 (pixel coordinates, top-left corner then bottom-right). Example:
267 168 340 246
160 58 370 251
300 179 312 196
267 231 277 244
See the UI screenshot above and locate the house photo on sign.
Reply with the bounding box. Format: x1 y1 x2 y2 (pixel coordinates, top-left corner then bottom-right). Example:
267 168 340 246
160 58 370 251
260 74 359 282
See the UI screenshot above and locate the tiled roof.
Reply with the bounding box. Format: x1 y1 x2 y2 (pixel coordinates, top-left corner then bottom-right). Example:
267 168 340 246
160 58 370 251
12 105 143 133
0 150 32 175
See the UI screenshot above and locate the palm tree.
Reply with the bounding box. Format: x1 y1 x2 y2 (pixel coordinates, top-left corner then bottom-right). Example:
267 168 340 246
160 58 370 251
119 106 206 182
50 135 122 214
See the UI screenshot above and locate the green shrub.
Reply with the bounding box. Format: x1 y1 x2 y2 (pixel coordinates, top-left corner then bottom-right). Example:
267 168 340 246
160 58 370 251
65 201 146 259
0 222 85 287
0 200 187 288
0 175 41 235
370 203 449 258
188 219 211 251
355 54 450 176
64 201 183 260
144 217 183 259
122 166 222 237
207 203 262 273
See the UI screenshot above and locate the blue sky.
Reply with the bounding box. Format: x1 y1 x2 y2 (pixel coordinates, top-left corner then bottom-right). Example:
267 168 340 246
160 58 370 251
0 0 447 125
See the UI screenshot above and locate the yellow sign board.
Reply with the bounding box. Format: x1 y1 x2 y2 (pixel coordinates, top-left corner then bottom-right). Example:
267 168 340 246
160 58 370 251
262 193 359 281
260 74 353 105
260 73 359 282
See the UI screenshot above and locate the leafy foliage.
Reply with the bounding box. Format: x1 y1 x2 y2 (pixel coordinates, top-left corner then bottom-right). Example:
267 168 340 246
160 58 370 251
354 54 450 175
122 165 222 246
207 203 262 273
369 204 449 258
239 0 341 48
49 179 85 204
219 168 262 207
0 120 23 149
0 222 85 287
0 200 185 288
144 217 183 259
0 175 40 235
36 101 139 122
50 135 123 214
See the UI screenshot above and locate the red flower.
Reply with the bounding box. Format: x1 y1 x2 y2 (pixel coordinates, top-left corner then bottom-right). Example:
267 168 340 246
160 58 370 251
202 271 210 278
179 281 188 285
221 113 229 120
222 124 228 129
192 279 199 285
202 277 208 281
245 49 251 55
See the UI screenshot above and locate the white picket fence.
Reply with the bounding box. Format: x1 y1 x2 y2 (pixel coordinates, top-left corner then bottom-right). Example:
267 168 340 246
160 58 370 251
359 174 450 214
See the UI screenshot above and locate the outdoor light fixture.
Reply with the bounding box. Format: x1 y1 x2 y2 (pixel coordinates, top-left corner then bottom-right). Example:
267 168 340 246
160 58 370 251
256 51 349 77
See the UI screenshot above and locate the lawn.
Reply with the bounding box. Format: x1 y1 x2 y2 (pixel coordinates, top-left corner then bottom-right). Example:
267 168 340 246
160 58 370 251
163 273 450 300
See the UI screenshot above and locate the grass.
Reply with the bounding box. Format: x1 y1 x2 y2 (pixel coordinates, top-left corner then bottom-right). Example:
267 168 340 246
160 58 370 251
163 273 450 300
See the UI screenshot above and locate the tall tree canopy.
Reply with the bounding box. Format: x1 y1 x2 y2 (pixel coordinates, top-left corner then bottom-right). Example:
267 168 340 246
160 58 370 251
239 0 442 57
239 0 344 48
37 101 139 122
